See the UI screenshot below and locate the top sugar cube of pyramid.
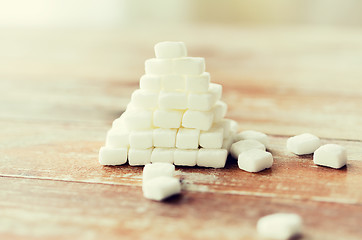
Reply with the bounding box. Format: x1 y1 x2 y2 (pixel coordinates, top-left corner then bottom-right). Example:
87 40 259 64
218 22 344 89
155 41 187 59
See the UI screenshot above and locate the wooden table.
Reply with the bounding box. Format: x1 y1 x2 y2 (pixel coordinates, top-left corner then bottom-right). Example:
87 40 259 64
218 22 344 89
1 25 361 240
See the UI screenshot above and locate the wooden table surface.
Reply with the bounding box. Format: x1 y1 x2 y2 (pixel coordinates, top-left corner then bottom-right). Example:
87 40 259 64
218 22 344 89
1 25 362 240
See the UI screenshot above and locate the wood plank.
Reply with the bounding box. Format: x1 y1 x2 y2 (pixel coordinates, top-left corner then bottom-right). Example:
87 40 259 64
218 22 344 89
1 176 361 240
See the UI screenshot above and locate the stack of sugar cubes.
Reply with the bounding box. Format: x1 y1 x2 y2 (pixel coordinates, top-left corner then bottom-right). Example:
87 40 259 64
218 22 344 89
99 41 238 168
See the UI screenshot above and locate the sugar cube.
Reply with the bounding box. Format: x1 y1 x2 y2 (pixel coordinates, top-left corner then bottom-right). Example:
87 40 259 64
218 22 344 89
212 101 227 122
131 89 159 110
153 109 183 128
174 149 198 166
238 149 273 172
99 146 128 166
143 162 175 181
128 148 152 166
222 137 234 151
287 133 321 155
176 128 200 149
129 130 153 149
143 176 181 201
139 74 162 91
173 57 205 75
145 58 173 75
230 139 266 159
182 110 214 131
185 72 210 93
209 83 222 101
257 213 303 240
313 144 347 169
199 127 224 149
162 75 185 91
234 130 269 147
153 128 177 148
154 41 187 59
187 92 216 111
197 149 228 168
151 148 175 164
214 119 233 138
159 91 187 110
105 129 129 148
124 110 153 130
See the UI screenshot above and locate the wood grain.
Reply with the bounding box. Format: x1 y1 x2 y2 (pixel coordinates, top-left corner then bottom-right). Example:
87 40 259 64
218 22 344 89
1 25 362 239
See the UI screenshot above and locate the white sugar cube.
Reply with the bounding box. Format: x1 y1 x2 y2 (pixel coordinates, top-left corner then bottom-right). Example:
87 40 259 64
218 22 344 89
229 119 239 134
257 213 303 239
154 41 187 59
153 109 183 128
159 91 187 110
222 137 234 151
287 133 321 155
143 176 181 201
174 149 198 166
199 127 224 149
140 75 162 91
112 114 127 129
131 89 159 110
182 110 214 131
176 128 200 149
186 72 210 93
313 144 347 169
143 162 175 181
212 101 228 122
173 57 205 75
128 148 152 166
145 58 173 75
129 130 153 149
197 149 228 168
124 110 153 130
214 119 234 138
209 83 222 101
187 92 216 111
151 148 175 164
234 130 269 147
105 129 129 148
153 128 177 148
238 149 273 172
230 139 266 159
162 75 185 91
99 146 128 166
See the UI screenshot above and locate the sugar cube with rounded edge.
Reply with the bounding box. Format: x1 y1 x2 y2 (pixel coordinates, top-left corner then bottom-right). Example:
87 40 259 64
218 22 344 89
199 127 224 149
182 110 214 131
313 144 347 169
140 75 162 91
142 162 175 182
145 58 173 75
188 92 216 111
128 148 152 166
153 128 177 148
174 149 198 166
176 128 200 149
234 130 269 147
124 110 153 130
151 148 175 164
173 57 205 75
209 83 222 101
105 129 129 148
197 149 228 168
230 139 266 159
186 72 210 93
212 101 227 123
154 41 187 59
143 176 181 201
130 89 159 110
159 91 187 110
99 146 128 166
162 75 185 91
287 133 321 155
238 149 273 172
153 109 183 129
129 130 153 149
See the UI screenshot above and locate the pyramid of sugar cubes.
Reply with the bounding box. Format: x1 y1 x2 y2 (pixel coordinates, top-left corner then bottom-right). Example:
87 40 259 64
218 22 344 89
99 41 238 168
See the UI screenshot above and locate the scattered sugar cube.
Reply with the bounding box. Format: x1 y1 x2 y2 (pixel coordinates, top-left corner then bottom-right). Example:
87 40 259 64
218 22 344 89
153 109 183 128
128 148 152 166
257 213 303 240
154 41 187 59
139 74 162 91
124 110 153 130
162 75 185 91
186 72 210 93
176 128 200 149
238 149 273 172
131 89 159 110
173 57 205 75
197 149 228 168
313 144 347 169
99 146 128 166
287 133 321 155
105 129 129 148
182 110 214 131
174 149 198 166
187 92 216 111
143 176 181 201
199 127 224 149
212 101 228 123
222 137 234 151
143 162 175 182
145 58 173 75
209 83 222 101
234 130 269 147
153 128 177 148
151 148 175 164
230 139 266 159
159 91 187 110
129 130 153 149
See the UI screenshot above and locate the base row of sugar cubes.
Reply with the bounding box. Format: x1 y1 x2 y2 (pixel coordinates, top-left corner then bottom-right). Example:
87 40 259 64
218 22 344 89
99 147 228 168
